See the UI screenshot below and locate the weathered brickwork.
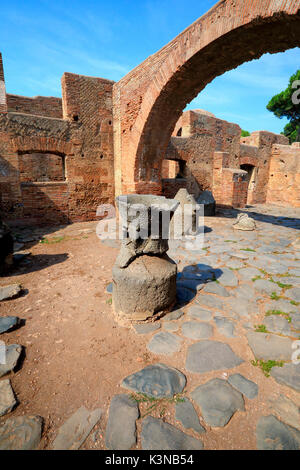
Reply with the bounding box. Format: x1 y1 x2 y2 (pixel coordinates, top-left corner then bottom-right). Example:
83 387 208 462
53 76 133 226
163 110 296 209
7 94 63 119
113 0 300 197
0 54 115 225
266 143 300 207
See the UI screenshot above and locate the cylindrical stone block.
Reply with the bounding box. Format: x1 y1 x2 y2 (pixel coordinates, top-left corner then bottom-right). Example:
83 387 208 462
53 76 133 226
112 254 177 323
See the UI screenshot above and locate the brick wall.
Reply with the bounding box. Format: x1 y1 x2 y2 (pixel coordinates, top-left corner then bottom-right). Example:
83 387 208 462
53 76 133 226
7 94 63 119
266 144 300 208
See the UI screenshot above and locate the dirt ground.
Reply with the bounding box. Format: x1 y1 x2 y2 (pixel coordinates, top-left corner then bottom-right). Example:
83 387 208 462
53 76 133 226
0 216 299 450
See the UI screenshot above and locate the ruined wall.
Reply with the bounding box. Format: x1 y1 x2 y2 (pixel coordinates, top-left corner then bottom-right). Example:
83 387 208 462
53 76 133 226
0 53 115 225
7 94 63 119
164 110 241 199
266 143 300 208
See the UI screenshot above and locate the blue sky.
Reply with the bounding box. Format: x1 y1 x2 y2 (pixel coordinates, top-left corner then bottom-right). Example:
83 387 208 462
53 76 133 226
1 0 299 134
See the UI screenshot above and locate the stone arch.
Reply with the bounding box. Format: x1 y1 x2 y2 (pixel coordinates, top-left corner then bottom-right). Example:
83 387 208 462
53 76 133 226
240 156 259 169
114 0 300 196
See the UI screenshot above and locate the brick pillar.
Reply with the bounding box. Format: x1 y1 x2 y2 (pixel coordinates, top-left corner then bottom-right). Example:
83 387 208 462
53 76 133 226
0 53 7 113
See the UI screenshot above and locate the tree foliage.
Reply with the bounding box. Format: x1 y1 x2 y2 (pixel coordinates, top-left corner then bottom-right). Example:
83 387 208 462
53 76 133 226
241 130 250 137
267 70 300 143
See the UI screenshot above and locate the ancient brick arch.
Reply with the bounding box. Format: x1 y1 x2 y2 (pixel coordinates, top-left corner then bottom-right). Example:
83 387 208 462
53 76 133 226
11 136 73 156
240 156 259 168
114 0 300 196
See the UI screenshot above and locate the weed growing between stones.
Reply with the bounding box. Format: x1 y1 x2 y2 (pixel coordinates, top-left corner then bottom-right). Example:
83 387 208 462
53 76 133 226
130 393 186 419
251 359 284 377
265 310 292 323
255 324 269 333
270 292 281 301
40 236 65 244
240 248 256 252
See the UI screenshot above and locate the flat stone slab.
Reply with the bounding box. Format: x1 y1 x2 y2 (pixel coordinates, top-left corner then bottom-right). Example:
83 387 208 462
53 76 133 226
228 374 258 399
191 378 245 427
0 317 20 334
133 323 161 335
226 297 254 318
264 316 294 337
163 322 179 332
186 305 212 321
147 332 182 355
246 332 293 361
203 282 230 297
0 379 17 417
53 406 102 450
163 309 184 322
141 416 203 450
121 363 186 398
271 363 300 392
185 340 244 374
238 268 261 281
286 287 300 303
175 398 205 434
266 299 298 314
0 344 22 378
0 416 43 450
214 316 236 338
196 294 224 311
291 313 300 331
256 415 300 450
253 279 281 296
218 268 238 287
181 321 213 340
269 394 300 431
0 285 22 302
105 394 139 450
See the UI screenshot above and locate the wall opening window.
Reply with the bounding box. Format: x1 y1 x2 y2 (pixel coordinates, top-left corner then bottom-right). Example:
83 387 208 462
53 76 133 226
19 153 66 182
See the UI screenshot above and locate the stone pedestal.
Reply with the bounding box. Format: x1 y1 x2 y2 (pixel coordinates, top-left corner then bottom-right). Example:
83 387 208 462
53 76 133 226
112 255 177 323
112 194 179 324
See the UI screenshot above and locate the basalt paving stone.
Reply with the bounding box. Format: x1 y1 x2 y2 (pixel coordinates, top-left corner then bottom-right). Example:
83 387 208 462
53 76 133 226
185 341 244 374
181 322 213 340
218 269 239 287
105 395 139 451
175 398 205 434
0 317 20 335
141 416 204 450
186 305 212 322
228 374 258 399
163 309 184 322
256 415 300 450
147 332 182 356
121 363 186 398
53 406 103 450
196 295 224 311
214 316 236 338
269 395 300 431
203 282 230 297
246 332 293 361
234 284 258 301
0 344 23 378
0 285 22 302
253 279 282 296
266 299 298 314
191 378 245 428
163 322 180 333
133 323 161 335
286 288 300 303
0 416 43 450
0 379 17 417
291 313 300 330
226 260 245 270
264 316 296 338
226 297 254 319
238 268 261 281
271 363 300 392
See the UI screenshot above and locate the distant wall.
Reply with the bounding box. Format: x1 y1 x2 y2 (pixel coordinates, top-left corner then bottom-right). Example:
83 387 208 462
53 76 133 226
7 94 63 119
266 143 300 208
